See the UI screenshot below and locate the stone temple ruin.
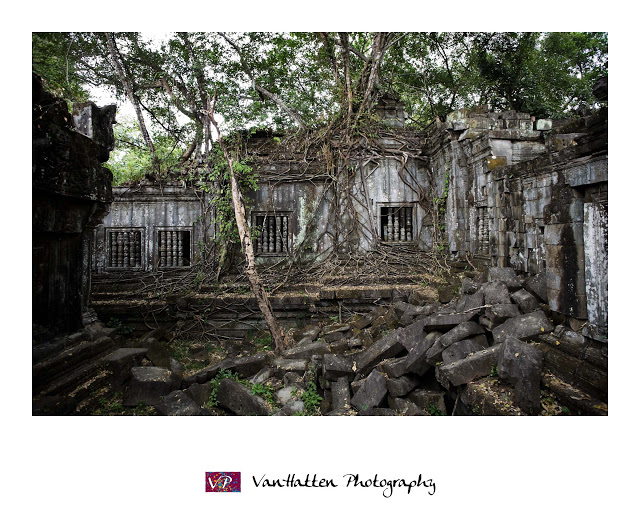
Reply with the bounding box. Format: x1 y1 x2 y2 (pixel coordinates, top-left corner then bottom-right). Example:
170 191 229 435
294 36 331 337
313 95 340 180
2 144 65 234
32 73 608 416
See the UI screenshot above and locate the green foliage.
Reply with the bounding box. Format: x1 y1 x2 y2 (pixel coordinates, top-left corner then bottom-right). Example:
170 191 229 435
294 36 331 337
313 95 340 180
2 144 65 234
489 364 499 377
299 382 323 415
32 32 90 104
34 31 607 180
105 117 183 185
106 317 134 335
472 32 608 117
427 403 446 416
252 332 272 352
208 368 246 408
251 382 277 408
91 392 156 416
197 143 258 245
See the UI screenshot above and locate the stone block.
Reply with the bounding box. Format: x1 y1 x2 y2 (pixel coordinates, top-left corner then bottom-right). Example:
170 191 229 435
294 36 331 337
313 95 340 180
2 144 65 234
388 397 425 416
452 290 485 313
274 358 308 378
481 281 512 305
292 325 322 343
485 303 521 324
404 331 440 374
408 289 437 306
329 337 364 354
322 354 354 381
276 384 304 405
351 370 388 412
156 390 203 416
282 341 330 359
124 367 175 407
351 313 374 330
280 400 304 415
356 408 398 416
322 324 352 343
284 371 305 386
497 336 543 414
519 120 534 131
575 362 608 396
227 353 270 378
378 356 410 379
354 330 405 375
492 310 554 343
406 389 447 415
511 288 540 314
102 347 148 387
331 377 351 412
425 322 485 363
422 311 479 332
184 382 213 407
488 267 522 291
248 366 273 386
435 345 500 387
216 378 270 416
584 341 607 370
461 278 478 295
438 284 456 303
549 326 582 354
442 337 489 365
524 270 548 303
184 353 269 385
535 119 552 131
387 375 420 397
540 346 580 381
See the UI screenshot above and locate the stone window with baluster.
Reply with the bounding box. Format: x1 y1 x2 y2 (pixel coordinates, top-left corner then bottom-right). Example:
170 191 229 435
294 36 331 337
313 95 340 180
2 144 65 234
379 205 415 243
253 212 291 255
156 228 192 268
106 228 144 269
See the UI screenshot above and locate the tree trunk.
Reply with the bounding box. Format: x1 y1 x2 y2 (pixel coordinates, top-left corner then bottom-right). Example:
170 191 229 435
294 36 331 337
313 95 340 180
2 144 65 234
105 33 157 167
339 32 353 130
205 108 287 353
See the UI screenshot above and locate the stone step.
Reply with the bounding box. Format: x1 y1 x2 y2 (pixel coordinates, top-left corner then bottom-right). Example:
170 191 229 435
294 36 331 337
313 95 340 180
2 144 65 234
541 372 608 416
34 340 115 396
457 370 608 416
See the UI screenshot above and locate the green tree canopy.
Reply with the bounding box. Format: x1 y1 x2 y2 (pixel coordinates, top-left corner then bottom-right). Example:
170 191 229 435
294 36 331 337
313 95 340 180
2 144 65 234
33 31 608 182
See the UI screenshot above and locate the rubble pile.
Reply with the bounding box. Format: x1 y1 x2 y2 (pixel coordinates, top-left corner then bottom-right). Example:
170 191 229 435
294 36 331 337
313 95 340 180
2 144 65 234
33 267 607 416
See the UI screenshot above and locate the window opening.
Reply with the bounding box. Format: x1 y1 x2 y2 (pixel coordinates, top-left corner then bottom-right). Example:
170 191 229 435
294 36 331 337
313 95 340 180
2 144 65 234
380 206 413 242
254 214 289 254
108 229 143 268
157 230 191 267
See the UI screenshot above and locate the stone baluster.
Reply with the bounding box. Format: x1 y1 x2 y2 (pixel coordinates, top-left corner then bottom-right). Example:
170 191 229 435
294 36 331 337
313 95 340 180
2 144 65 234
160 231 166 267
406 210 413 241
177 231 183 266
123 231 130 267
110 232 117 266
135 231 141 266
400 209 406 241
262 217 268 253
393 212 400 241
171 231 178 267
276 216 282 252
269 216 275 252
282 216 288 251
117 232 124 267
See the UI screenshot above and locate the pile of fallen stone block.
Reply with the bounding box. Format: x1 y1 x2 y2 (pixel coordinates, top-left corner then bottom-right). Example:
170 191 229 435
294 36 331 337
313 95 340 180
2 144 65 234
73 266 604 416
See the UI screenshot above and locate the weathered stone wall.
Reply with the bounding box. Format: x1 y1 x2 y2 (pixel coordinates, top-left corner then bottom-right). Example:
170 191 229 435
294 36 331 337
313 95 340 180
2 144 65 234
90 99 607 342
33 74 115 333
93 184 213 272
424 106 608 339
